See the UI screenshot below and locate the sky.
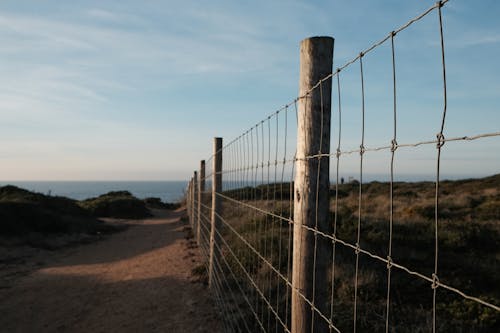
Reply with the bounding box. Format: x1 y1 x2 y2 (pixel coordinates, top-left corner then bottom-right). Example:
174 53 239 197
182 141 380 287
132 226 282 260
0 0 499 181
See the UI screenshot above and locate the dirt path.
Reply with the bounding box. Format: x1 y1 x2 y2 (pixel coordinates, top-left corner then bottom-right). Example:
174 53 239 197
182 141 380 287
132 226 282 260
0 209 220 332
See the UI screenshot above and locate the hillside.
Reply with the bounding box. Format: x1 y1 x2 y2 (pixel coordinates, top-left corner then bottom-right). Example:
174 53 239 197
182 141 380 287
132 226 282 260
0 186 155 244
79 191 152 219
0 185 107 236
217 174 500 332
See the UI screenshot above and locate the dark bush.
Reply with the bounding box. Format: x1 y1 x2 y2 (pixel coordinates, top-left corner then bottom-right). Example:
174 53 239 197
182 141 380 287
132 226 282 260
143 197 180 210
0 185 111 236
79 191 151 219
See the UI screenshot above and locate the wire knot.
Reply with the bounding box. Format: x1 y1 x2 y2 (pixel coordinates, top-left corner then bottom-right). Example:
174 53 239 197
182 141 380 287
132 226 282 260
390 139 398 152
436 133 445 148
436 1 444 8
355 243 361 255
331 234 337 243
359 145 366 156
431 273 440 289
336 148 341 159
387 256 393 269
391 30 396 37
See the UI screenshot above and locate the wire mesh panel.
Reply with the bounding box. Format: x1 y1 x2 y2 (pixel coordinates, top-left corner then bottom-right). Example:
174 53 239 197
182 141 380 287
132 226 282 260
208 108 298 333
189 1 500 332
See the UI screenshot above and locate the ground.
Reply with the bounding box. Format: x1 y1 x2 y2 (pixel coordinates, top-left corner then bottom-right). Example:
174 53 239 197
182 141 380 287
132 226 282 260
0 209 220 333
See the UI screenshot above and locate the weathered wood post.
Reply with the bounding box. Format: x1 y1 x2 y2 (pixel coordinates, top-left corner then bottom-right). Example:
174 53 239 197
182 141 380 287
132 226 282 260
189 177 194 226
187 178 192 224
198 160 206 246
209 137 222 288
292 36 334 333
193 171 198 230
190 177 195 226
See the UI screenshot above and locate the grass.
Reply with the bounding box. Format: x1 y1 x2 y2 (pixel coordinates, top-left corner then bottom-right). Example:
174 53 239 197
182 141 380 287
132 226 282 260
213 174 500 332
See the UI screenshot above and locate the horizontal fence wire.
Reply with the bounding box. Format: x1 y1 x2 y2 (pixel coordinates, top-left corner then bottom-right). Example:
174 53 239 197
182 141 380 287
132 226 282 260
187 0 500 332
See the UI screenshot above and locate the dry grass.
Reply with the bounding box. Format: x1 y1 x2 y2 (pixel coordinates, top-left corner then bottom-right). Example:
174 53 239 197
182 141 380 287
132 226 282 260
212 174 500 332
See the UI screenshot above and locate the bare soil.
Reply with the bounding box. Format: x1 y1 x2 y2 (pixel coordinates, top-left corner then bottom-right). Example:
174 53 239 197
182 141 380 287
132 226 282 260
0 209 220 332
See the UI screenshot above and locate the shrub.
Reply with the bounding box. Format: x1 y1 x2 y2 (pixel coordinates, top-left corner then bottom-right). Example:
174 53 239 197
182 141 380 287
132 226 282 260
79 191 151 219
0 185 110 236
143 197 180 210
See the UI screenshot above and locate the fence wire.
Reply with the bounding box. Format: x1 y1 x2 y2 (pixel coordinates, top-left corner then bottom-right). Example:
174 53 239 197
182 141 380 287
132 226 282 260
187 1 500 332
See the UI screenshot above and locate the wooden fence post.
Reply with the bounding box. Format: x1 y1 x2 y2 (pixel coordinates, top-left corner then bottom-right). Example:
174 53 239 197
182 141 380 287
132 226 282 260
198 160 206 245
292 36 334 333
187 178 192 224
193 171 198 231
190 177 195 226
190 177 194 226
209 137 223 288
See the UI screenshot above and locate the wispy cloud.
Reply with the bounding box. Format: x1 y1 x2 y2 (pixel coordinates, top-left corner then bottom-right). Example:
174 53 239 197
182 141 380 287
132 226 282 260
456 34 500 47
87 8 121 21
0 0 497 180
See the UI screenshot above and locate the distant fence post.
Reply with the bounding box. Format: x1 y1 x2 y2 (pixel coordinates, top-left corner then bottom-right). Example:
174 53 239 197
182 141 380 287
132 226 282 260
198 160 206 245
193 171 198 231
292 36 334 333
209 137 223 288
190 177 194 226
187 178 192 224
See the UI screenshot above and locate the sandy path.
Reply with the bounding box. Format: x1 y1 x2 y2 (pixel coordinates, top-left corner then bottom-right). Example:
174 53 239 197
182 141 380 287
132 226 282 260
0 209 220 332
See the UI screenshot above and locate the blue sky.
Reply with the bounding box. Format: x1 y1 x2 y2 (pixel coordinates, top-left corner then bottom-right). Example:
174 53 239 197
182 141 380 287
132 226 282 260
0 0 498 180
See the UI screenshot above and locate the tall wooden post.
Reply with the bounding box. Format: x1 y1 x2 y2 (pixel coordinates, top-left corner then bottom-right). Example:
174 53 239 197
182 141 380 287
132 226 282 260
209 138 222 288
292 36 334 333
198 160 206 246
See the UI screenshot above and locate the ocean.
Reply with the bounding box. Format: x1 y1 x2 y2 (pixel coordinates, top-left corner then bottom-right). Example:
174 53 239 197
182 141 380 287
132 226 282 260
0 173 489 204
0 181 187 203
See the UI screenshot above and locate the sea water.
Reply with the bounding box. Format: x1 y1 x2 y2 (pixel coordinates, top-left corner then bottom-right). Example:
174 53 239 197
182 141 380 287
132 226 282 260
0 173 487 203
0 181 187 203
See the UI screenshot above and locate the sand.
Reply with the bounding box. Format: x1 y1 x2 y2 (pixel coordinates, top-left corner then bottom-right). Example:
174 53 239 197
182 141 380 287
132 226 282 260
0 209 220 332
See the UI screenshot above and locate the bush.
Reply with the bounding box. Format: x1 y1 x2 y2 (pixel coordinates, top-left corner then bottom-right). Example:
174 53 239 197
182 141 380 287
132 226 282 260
143 197 180 210
79 191 151 219
0 185 110 236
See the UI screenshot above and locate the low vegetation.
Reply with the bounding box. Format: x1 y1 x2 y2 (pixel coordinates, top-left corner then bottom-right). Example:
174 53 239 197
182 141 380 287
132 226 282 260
215 174 500 332
143 197 181 210
0 186 179 248
79 191 151 219
0 185 108 236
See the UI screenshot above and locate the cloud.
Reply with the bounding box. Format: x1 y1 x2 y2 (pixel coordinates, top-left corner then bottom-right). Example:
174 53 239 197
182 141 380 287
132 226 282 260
0 8 290 75
87 8 121 21
458 34 500 47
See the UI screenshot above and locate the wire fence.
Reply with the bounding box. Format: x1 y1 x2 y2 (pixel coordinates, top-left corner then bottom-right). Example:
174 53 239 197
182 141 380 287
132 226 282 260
186 1 500 332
